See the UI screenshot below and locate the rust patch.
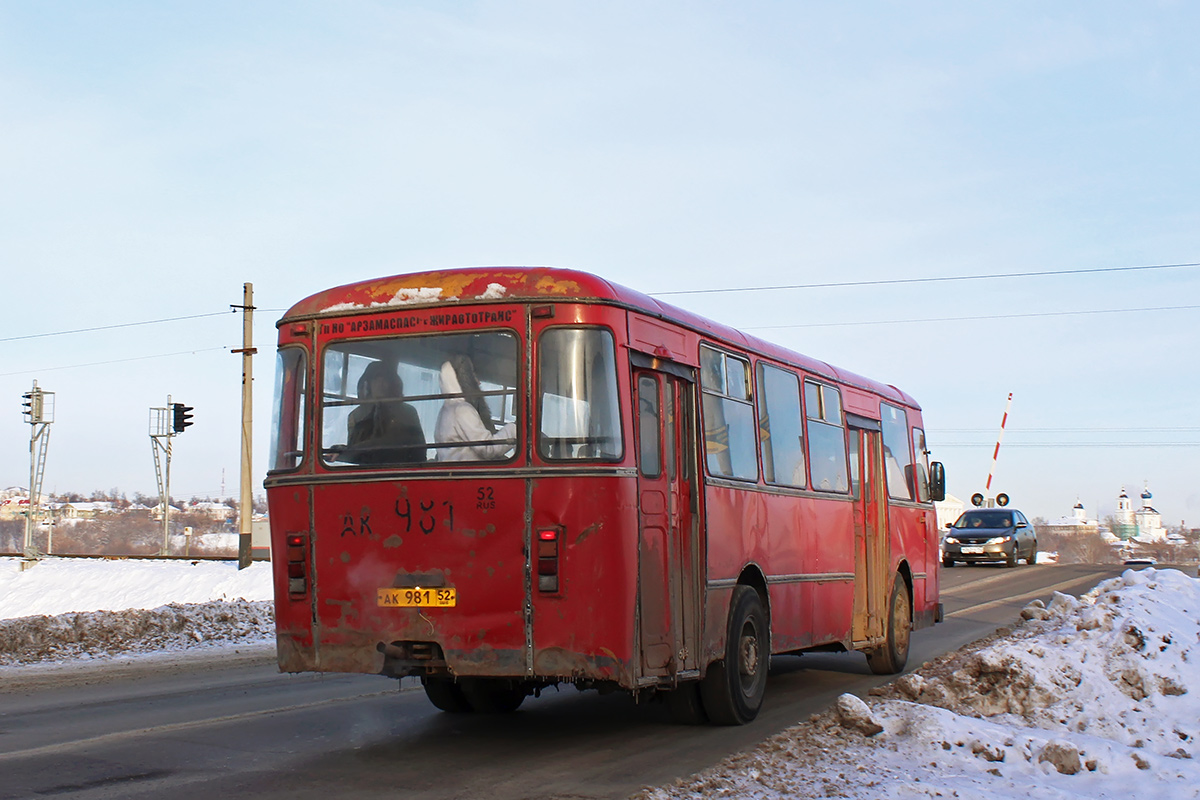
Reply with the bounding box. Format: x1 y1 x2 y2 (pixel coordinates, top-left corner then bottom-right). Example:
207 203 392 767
383 534 403 548
367 272 480 303
533 276 582 296
340 551 351 563
575 522 602 545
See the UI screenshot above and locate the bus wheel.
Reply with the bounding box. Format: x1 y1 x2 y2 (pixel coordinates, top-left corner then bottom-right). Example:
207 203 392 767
460 678 527 713
700 585 769 725
866 575 911 675
422 677 472 713
665 682 708 725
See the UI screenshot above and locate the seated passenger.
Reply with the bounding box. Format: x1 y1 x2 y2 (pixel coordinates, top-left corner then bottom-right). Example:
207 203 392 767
344 361 427 464
435 355 516 461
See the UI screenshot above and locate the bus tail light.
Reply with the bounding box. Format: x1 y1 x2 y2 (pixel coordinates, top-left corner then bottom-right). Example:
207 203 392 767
286 533 308 597
536 527 561 593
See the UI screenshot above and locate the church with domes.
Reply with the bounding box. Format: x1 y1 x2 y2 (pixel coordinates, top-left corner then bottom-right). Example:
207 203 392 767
1113 485 1164 541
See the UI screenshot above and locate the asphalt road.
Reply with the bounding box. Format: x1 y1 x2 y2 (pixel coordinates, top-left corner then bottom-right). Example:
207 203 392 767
0 563 1168 800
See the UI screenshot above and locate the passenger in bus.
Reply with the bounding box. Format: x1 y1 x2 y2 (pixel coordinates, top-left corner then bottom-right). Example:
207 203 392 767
344 361 427 464
435 355 516 461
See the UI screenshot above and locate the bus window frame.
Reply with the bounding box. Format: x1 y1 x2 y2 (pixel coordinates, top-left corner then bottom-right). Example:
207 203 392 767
803 379 851 494
315 326 524 469
698 343 759 483
268 345 309 474
535 324 625 464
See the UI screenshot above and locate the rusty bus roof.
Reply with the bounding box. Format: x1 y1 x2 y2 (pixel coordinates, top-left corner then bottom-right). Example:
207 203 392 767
281 266 919 409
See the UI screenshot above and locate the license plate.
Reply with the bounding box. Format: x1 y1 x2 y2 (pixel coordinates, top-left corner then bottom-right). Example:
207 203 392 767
960 546 985 554
377 587 457 607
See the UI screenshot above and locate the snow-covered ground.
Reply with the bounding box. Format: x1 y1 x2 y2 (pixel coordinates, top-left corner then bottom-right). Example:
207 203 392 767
2 557 1197 798
0 556 274 665
640 567 1200 799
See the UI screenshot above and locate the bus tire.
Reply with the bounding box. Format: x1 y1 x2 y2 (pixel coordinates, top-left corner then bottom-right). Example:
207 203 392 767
866 575 911 675
460 678 527 713
422 677 472 713
700 585 769 725
665 682 708 725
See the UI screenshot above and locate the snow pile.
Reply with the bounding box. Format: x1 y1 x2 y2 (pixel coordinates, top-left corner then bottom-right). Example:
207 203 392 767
0 600 272 665
0 557 275 665
640 567 1200 799
475 282 507 299
386 286 449 305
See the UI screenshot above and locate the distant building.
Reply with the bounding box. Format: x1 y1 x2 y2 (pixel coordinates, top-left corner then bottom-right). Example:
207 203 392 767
1042 499 1100 536
934 494 965 531
187 501 235 521
1133 486 1165 543
1112 487 1138 540
59 502 116 520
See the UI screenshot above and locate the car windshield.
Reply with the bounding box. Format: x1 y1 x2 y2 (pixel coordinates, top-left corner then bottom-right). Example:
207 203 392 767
954 510 1014 529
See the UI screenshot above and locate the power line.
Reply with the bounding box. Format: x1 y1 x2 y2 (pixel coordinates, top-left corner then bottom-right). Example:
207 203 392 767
0 347 229 377
651 260 1200 297
0 308 288 344
744 303 1200 330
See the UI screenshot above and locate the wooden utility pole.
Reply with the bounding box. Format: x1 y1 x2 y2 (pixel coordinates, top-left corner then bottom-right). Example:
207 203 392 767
232 283 256 569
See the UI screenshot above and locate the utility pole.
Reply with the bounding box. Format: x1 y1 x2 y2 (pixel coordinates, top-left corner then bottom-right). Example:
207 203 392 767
21 381 54 563
232 282 256 570
150 395 194 555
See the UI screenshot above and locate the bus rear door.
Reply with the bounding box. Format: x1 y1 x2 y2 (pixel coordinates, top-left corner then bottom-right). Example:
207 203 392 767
634 368 702 680
849 420 889 646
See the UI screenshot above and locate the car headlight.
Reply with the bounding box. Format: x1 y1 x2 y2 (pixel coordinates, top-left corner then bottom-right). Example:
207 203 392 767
985 536 1012 544
944 536 959 544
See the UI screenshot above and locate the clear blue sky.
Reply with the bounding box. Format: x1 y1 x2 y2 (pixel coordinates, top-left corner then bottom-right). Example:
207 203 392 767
2 2 1197 525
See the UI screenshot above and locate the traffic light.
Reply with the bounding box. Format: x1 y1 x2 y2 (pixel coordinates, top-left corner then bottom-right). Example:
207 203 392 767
21 391 42 423
171 403 194 433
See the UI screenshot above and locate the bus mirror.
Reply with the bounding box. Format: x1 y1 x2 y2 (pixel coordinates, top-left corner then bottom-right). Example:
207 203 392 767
929 461 946 502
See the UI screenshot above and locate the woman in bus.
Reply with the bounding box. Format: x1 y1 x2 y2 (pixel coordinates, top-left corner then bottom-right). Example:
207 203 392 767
344 361 427 464
434 355 516 461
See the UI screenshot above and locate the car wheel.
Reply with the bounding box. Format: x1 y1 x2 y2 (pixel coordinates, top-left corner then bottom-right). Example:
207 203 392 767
942 556 954 568
1006 547 1017 568
1026 542 1038 565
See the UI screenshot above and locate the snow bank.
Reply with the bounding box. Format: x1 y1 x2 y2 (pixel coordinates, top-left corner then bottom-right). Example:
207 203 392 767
0 557 272 619
0 600 273 665
640 567 1200 800
0 557 276 666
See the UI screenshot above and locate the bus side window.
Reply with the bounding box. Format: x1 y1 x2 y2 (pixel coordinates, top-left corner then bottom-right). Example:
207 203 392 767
756 362 805 488
638 375 661 478
911 427 931 502
804 381 849 493
700 345 757 481
880 403 914 501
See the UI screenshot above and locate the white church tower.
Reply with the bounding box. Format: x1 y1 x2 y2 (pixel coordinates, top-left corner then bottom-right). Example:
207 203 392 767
1134 485 1165 541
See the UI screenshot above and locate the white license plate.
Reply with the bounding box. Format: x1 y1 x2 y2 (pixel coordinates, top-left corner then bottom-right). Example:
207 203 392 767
960 546 985 554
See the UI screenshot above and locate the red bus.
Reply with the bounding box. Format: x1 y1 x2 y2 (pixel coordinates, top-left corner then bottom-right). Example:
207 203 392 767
266 267 945 724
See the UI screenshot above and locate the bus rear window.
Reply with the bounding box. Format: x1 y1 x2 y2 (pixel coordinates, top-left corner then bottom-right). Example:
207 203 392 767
537 328 623 461
321 331 519 466
270 347 307 471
